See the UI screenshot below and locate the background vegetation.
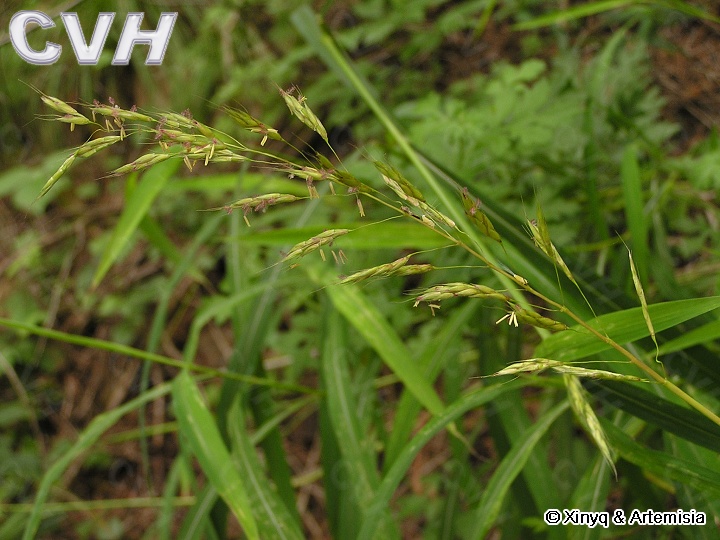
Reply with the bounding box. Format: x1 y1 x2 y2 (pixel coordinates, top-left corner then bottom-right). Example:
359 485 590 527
1 0 720 538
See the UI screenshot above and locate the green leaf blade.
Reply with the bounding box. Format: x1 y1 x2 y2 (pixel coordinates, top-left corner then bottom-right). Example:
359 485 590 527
93 159 180 287
306 263 446 416
536 297 720 362
172 372 259 540
227 401 304 540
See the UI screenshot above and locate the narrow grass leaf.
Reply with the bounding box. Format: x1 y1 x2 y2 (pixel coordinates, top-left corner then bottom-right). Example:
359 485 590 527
567 456 612 540
22 383 172 540
0 513 26 540
601 419 720 497
536 297 720 362
621 144 649 286
357 380 530 540
322 310 397 537
656 318 720 356
586 380 720 453
384 302 477 470
182 281 287 365
665 434 720 535
93 159 180 287
139 216 205 283
306 263 445 416
215 185 324 525
654 0 720 23
157 459 184 540
318 400 343 537
0 317 311 393
513 0 631 30
227 400 304 540
177 485 218 540
172 371 259 540
469 401 570 539
140 214 225 485
564 375 616 476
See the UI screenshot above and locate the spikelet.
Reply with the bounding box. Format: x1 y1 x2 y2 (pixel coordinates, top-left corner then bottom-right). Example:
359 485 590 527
394 264 434 276
56 114 92 130
527 204 576 285
460 188 501 243
375 162 425 203
282 229 349 263
413 283 506 306
183 148 245 163
490 359 646 382
338 256 434 285
224 193 300 212
279 86 328 144
219 193 300 224
37 154 76 199
37 135 126 199
375 163 456 228
41 95 81 116
224 106 283 145
75 136 123 158
40 95 91 131
89 102 153 123
514 308 568 332
110 153 172 176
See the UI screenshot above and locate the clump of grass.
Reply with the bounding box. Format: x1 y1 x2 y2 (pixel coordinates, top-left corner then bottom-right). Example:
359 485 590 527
35 89 720 437
24 87 720 539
